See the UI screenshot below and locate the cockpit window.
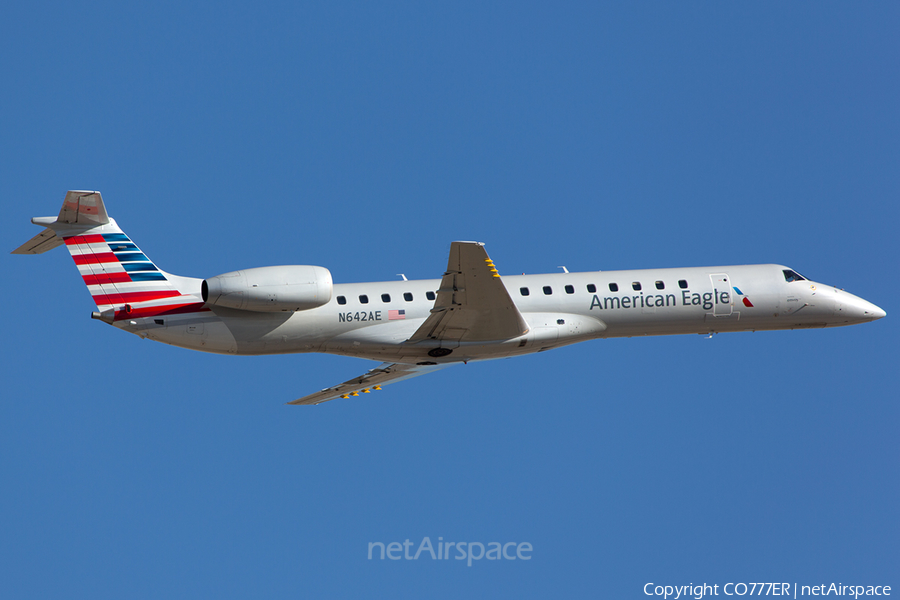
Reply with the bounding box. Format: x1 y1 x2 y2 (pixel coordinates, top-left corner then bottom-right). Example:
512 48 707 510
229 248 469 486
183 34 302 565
783 269 806 283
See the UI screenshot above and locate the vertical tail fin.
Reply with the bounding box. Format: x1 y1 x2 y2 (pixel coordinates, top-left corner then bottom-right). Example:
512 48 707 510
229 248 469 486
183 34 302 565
13 191 204 322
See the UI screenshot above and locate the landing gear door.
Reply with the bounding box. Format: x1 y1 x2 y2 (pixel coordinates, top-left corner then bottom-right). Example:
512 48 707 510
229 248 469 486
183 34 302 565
709 273 733 317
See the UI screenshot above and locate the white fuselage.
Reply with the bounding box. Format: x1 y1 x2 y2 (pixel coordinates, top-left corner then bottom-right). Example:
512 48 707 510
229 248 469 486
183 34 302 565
16 192 885 404
119 264 884 364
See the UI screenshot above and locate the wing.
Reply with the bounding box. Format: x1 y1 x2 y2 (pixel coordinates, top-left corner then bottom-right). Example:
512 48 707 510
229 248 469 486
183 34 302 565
408 241 528 343
288 361 455 406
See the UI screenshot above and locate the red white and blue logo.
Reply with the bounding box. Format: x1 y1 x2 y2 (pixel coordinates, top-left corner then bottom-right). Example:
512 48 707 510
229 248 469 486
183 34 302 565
732 286 754 307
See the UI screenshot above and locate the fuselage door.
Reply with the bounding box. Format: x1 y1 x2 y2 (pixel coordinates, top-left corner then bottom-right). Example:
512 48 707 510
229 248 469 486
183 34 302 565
709 273 733 317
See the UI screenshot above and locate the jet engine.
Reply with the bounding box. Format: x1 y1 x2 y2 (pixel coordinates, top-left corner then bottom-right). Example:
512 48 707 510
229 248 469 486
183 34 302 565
202 265 333 312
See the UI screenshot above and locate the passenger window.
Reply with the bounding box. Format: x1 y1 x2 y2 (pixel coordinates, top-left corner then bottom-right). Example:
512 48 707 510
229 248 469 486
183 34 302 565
678 280 688 289
783 269 806 282
426 291 436 301
565 285 574 294
543 286 552 295
337 296 346 305
587 284 596 293
655 281 665 290
608 283 618 292
520 287 530 296
381 293 391 303
632 282 641 291
359 295 369 304
403 292 413 302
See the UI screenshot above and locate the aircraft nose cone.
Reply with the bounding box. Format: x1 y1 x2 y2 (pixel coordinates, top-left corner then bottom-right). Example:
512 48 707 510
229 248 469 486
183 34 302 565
837 293 886 322
869 303 886 320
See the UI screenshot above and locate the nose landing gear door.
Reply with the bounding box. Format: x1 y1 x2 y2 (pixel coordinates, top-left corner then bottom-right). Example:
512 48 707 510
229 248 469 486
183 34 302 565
709 273 734 317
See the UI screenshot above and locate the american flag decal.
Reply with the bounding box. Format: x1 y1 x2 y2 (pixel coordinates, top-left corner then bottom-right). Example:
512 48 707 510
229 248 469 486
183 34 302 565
388 309 406 320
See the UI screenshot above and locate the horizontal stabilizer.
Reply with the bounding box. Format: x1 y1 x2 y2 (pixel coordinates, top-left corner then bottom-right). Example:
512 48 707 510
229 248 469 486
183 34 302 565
12 191 109 254
11 228 63 254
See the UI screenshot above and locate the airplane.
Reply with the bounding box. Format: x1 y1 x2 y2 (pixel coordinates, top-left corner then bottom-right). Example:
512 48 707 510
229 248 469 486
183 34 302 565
14 191 886 405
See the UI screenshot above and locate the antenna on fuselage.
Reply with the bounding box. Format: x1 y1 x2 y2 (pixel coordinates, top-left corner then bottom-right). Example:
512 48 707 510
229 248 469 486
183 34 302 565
397 274 408 281
558 266 569 274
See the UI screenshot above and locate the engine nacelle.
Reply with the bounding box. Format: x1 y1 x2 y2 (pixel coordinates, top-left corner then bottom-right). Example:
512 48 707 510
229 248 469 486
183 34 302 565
202 265 333 312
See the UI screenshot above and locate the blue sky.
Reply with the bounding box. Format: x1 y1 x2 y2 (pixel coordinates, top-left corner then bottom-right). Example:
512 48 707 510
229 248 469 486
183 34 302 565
2 2 897 598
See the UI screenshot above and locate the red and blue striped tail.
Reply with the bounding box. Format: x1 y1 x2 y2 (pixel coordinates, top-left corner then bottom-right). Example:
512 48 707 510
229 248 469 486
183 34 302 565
14 191 206 322
63 231 205 321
